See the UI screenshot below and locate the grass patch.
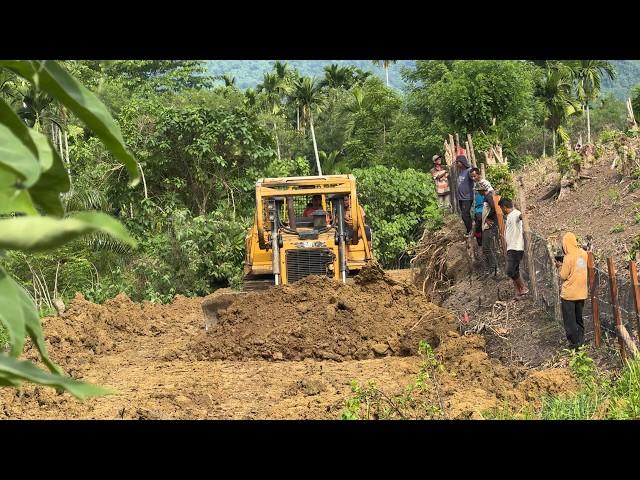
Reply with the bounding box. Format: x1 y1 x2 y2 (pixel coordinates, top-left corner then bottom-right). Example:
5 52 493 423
484 347 640 420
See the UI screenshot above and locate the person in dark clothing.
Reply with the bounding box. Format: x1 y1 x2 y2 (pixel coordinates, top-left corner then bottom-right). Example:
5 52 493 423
455 154 475 235
475 179 498 277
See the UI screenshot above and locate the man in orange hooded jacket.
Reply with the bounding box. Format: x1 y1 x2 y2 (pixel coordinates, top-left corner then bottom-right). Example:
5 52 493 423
556 232 589 349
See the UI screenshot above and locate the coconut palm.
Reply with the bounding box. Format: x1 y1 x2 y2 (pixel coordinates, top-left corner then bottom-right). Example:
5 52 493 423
257 72 291 160
372 60 397 87
219 73 236 88
319 150 349 174
292 76 325 175
320 64 353 90
570 60 617 143
541 63 582 154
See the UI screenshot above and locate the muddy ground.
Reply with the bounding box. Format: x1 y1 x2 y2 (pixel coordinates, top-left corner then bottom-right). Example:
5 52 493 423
1 264 580 420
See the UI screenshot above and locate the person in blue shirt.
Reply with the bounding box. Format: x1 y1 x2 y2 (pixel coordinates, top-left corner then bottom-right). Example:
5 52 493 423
455 154 475 235
469 167 483 246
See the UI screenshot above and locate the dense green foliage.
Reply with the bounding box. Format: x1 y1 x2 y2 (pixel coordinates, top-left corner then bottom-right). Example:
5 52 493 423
353 166 442 267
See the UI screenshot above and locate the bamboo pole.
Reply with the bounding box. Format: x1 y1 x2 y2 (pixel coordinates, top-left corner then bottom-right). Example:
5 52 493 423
629 260 640 338
493 193 507 256
588 252 601 347
606 257 627 361
467 134 476 165
448 134 458 214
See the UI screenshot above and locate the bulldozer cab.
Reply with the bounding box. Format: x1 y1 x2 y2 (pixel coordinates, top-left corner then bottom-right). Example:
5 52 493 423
244 174 373 287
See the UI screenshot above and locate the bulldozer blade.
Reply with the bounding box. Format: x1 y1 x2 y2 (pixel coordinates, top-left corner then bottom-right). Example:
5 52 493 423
201 277 274 330
242 278 276 292
201 292 245 331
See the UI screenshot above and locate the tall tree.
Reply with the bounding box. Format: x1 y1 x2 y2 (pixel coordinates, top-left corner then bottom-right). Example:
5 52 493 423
540 63 581 154
373 60 397 87
292 76 324 175
257 72 291 160
570 60 617 143
320 64 352 90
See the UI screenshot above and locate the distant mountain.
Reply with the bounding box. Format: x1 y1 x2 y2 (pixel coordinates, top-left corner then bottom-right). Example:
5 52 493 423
602 60 640 100
205 60 415 90
206 60 640 99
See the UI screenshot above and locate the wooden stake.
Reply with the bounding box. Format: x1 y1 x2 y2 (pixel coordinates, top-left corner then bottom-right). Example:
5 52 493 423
606 257 627 361
492 193 507 257
455 133 460 149
619 323 639 357
467 134 476 165
588 252 601 348
629 260 640 338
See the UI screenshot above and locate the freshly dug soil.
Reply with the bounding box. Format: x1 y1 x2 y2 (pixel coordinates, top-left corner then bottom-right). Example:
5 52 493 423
1 265 580 420
184 265 458 362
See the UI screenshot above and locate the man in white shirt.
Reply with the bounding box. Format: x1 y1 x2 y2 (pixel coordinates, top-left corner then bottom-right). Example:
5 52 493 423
498 197 529 298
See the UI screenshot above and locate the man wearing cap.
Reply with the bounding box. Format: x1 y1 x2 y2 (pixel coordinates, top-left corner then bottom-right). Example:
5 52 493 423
430 154 450 209
476 179 499 277
455 153 475 235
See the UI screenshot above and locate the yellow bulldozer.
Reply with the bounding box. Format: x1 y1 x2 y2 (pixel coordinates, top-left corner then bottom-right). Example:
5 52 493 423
202 174 373 327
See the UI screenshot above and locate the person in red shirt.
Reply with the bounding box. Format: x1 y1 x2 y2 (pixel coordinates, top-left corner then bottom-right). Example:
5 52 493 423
303 195 323 217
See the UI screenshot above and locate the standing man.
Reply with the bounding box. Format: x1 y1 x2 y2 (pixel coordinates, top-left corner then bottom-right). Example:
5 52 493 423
498 198 529 298
430 154 451 210
556 232 588 350
455 154 475 236
475 179 498 277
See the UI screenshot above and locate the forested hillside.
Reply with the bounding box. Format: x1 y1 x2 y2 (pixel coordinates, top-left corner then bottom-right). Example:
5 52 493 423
207 60 640 98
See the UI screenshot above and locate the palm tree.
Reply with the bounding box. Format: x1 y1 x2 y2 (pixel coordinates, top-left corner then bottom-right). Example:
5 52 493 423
244 88 257 107
320 64 352 90
257 72 291 160
273 60 290 81
292 76 324 175
219 73 236 88
372 60 397 87
541 63 582 154
570 60 617 144
343 87 366 138
319 150 348 174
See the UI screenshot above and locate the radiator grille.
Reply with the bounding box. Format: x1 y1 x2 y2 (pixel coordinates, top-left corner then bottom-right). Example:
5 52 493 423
286 249 334 283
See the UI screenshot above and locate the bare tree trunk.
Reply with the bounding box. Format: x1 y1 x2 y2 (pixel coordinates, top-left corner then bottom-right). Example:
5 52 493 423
273 122 281 160
296 109 300 131
385 66 389 87
309 113 322 176
586 103 591 144
543 129 546 157
552 130 556 155
139 164 148 200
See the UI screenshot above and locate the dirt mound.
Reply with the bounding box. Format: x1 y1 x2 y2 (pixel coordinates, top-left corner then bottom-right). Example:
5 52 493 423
182 266 458 362
24 292 202 369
